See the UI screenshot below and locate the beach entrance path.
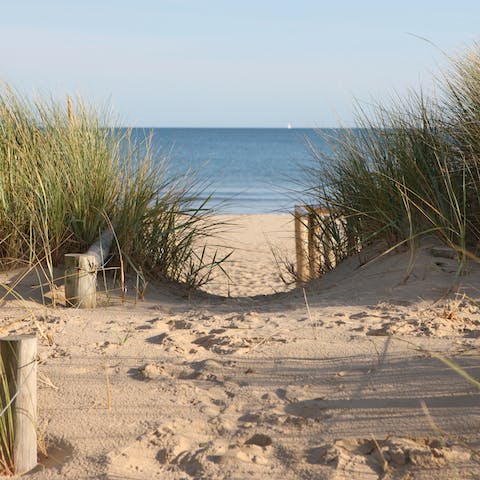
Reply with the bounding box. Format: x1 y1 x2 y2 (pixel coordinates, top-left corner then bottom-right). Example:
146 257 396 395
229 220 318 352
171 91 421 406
202 214 295 297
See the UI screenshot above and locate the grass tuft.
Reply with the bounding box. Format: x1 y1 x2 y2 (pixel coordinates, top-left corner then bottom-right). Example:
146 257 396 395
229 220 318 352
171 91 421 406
0 86 228 294
303 43 480 274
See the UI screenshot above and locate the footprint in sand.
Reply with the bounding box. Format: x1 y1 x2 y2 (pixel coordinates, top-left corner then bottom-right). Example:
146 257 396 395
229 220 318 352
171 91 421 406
235 387 326 430
210 434 273 467
108 417 278 478
186 358 230 382
349 311 373 320
134 324 154 331
36 437 75 474
167 318 194 330
136 362 195 380
284 397 333 421
192 332 241 354
146 330 199 355
107 419 213 479
307 437 472 480
238 411 283 428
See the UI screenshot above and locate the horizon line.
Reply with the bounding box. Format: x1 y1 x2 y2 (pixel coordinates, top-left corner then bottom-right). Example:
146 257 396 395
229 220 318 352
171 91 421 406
116 125 353 130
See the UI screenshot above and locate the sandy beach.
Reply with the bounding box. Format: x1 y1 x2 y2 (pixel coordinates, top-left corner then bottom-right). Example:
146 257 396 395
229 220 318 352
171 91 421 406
201 214 296 297
1 213 480 479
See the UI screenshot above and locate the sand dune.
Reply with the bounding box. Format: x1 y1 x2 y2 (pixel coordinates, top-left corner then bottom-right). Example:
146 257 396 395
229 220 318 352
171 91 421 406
1 214 480 479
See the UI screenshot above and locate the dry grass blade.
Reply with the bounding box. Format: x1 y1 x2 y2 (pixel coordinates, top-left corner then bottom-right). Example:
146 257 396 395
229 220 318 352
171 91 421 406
420 400 480 460
303 288 318 339
38 373 58 391
370 434 389 473
431 353 480 391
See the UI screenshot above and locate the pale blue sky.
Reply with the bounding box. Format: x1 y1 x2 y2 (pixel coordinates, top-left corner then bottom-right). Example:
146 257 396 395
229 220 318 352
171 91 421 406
0 0 478 127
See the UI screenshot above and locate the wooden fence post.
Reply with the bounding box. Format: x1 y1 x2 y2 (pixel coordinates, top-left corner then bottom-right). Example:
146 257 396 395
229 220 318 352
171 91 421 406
0 335 37 474
64 229 113 308
296 205 340 283
308 209 321 279
294 206 309 283
64 253 97 308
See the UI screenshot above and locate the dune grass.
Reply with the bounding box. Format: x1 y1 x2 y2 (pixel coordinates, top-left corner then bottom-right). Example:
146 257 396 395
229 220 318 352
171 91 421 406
0 354 14 475
0 86 228 294
303 44 480 273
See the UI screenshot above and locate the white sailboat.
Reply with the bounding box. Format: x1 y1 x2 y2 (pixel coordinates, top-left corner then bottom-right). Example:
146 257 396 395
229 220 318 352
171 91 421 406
287 123 293 129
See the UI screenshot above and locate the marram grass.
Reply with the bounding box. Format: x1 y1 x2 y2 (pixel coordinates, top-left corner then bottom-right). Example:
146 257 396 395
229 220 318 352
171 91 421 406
0 87 227 291
303 43 480 273
0 354 14 475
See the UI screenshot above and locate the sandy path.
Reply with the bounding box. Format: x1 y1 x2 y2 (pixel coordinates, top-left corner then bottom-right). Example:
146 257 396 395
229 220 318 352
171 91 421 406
202 214 295 297
0 214 479 479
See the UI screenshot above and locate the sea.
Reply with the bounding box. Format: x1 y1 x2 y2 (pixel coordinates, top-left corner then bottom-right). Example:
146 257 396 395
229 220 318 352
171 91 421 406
131 128 333 214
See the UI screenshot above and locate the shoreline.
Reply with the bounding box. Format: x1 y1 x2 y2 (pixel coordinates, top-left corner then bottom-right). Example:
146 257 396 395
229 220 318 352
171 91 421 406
214 211 293 215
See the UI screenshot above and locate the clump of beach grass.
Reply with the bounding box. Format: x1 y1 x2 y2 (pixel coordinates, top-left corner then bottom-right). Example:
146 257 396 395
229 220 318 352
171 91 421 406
0 86 228 295
303 43 480 274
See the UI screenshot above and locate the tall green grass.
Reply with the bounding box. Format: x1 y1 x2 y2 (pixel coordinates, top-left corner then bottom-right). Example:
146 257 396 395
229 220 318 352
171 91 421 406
0 86 227 292
0 354 14 475
304 44 480 271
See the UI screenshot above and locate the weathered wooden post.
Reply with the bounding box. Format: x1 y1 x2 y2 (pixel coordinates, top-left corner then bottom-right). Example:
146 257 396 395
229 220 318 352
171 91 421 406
295 206 309 283
64 253 97 308
0 335 37 474
64 230 114 308
296 205 340 283
307 208 322 279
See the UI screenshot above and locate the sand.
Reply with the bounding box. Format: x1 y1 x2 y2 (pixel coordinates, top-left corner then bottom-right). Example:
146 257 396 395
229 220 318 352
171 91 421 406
201 214 296 297
1 214 480 479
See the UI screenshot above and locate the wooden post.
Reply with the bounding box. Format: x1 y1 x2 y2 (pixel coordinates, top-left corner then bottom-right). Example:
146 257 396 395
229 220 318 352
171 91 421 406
308 209 321 279
64 229 113 308
0 335 37 474
294 206 309 283
296 205 341 283
316 208 334 272
64 253 97 308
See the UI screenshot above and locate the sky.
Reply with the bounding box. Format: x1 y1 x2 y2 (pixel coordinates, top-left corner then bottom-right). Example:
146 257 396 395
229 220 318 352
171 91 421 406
0 0 478 128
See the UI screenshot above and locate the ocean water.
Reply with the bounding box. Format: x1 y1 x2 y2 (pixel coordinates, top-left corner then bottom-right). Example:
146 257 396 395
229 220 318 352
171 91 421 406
131 128 333 214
